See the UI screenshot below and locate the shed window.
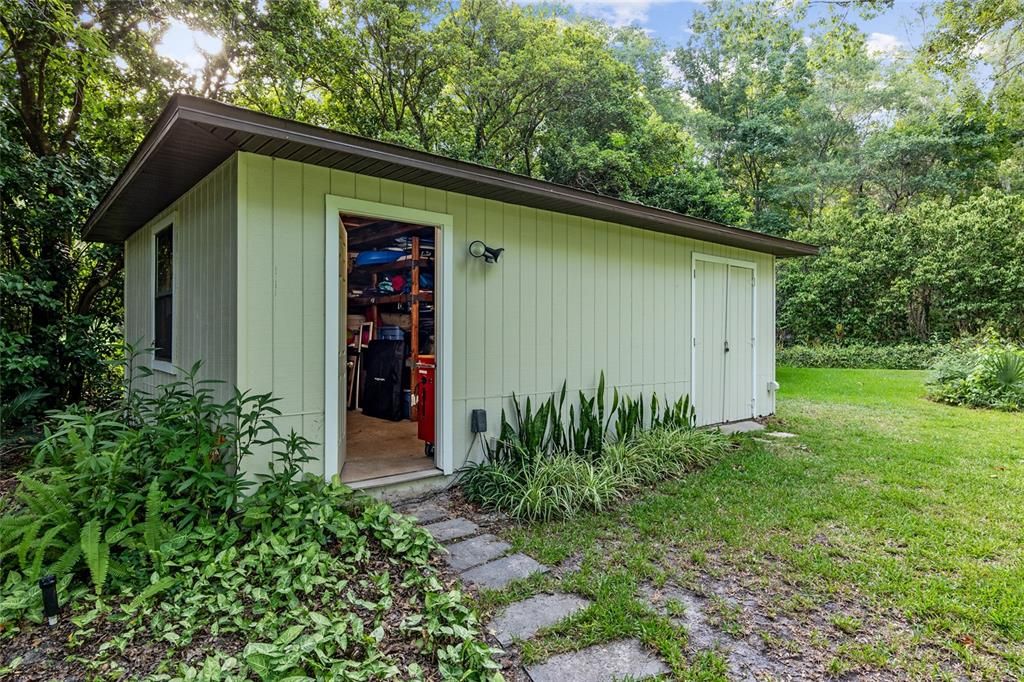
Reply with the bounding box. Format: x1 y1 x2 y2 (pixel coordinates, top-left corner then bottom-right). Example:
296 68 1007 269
154 226 173 361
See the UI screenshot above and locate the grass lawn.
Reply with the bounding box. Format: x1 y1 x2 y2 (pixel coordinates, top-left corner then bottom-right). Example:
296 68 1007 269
483 368 1024 680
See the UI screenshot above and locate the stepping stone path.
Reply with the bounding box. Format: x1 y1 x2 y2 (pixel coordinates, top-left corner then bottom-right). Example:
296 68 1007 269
462 553 547 590
765 431 798 438
423 517 478 542
445 534 513 571
489 593 591 646
527 639 670 682
401 500 449 523
397 495 671 680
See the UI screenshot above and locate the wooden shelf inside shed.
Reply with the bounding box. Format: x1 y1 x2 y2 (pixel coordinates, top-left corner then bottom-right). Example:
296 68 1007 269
343 218 434 422
348 291 433 306
351 258 432 275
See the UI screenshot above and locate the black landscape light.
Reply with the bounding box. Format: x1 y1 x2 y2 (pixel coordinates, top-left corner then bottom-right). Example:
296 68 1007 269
40 574 59 625
468 240 503 264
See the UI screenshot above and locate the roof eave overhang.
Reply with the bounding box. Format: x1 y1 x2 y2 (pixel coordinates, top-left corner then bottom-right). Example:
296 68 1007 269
84 95 819 258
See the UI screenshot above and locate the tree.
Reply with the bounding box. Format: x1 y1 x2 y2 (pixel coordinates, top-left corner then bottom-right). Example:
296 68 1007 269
926 0 1023 96
538 22 686 197
433 0 581 173
212 0 350 123
778 191 1024 343
609 26 688 125
0 1 180 413
640 157 750 226
925 0 1024 193
775 24 885 228
673 0 812 231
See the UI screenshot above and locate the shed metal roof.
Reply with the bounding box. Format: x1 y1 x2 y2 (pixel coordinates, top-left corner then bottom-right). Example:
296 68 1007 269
84 94 818 257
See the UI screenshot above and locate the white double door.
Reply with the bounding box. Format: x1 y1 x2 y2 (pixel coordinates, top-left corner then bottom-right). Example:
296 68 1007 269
693 257 756 425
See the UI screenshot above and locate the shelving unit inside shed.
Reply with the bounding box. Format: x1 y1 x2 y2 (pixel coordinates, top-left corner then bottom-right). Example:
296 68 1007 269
341 215 437 483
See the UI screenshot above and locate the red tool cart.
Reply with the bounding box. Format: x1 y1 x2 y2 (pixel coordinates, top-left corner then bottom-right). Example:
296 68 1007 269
415 356 435 458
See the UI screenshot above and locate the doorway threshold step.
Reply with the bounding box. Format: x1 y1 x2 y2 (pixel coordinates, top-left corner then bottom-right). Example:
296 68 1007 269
347 467 444 491
717 420 764 435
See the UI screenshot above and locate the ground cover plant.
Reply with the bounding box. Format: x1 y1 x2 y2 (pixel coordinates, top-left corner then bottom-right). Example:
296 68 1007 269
470 368 1023 679
926 330 1024 411
0 363 500 680
459 374 732 521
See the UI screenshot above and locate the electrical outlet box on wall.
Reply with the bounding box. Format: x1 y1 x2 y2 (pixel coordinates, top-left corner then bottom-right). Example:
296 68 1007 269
470 409 488 433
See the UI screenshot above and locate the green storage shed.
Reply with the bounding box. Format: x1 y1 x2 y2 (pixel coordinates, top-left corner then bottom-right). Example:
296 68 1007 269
85 95 817 492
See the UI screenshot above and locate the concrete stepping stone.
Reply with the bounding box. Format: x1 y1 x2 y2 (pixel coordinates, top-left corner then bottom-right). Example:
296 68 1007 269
489 592 590 646
765 431 797 438
526 638 669 682
423 517 479 543
445 534 511 571
461 553 547 590
718 420 765 435
399 501 448 523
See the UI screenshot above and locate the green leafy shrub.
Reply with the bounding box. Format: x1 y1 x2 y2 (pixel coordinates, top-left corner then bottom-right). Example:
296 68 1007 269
927 332 1024 411
631 427 733 473
488 373 696 463
0 362 294 595
460 373 726 522
461 427 731 522
777 343 942 370
2 476 501 679
465 454 622 522
777 192 1024 345
1 359 500 679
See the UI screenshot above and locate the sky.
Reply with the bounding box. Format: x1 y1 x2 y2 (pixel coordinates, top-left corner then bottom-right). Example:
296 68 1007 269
155 1 935 72
532 0 933 52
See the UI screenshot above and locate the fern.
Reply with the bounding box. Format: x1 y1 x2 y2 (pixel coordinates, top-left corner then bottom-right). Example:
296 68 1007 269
80 520 110 593
28 524 68 580
0 515 34 532
16 475 62 518
14 518 43 567
16 475 73 525
106 560 129 583
49 544 83 578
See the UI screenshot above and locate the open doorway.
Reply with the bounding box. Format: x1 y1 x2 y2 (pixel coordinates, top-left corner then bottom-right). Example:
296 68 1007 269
340 215 439 483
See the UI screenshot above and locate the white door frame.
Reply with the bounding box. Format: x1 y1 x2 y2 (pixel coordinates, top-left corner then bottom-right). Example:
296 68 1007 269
691 252 757 423
323 195 455 480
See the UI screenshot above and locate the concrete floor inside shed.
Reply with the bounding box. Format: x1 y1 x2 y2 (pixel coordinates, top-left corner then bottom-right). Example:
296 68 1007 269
342 410 436 483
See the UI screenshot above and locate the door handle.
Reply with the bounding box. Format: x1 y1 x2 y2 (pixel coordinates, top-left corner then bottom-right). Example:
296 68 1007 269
724 340 730 353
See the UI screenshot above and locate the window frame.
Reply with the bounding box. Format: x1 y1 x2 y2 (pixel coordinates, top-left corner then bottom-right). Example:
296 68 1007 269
151 214 176 374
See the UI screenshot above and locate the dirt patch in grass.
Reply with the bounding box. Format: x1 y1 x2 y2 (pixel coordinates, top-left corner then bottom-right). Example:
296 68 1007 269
651 535 995 681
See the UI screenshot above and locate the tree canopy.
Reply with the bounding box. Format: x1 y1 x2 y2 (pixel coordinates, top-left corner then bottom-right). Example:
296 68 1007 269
2 0 1022 418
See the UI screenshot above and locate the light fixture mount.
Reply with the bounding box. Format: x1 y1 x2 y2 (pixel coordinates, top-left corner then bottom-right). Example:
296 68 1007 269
468 240 503 264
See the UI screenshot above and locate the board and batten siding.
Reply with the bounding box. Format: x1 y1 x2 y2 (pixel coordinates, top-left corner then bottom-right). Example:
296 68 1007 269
234 151 776 477
124 155 238 404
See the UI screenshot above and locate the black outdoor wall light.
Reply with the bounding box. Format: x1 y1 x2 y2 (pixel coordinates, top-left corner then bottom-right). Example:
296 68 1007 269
468 240 503 264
